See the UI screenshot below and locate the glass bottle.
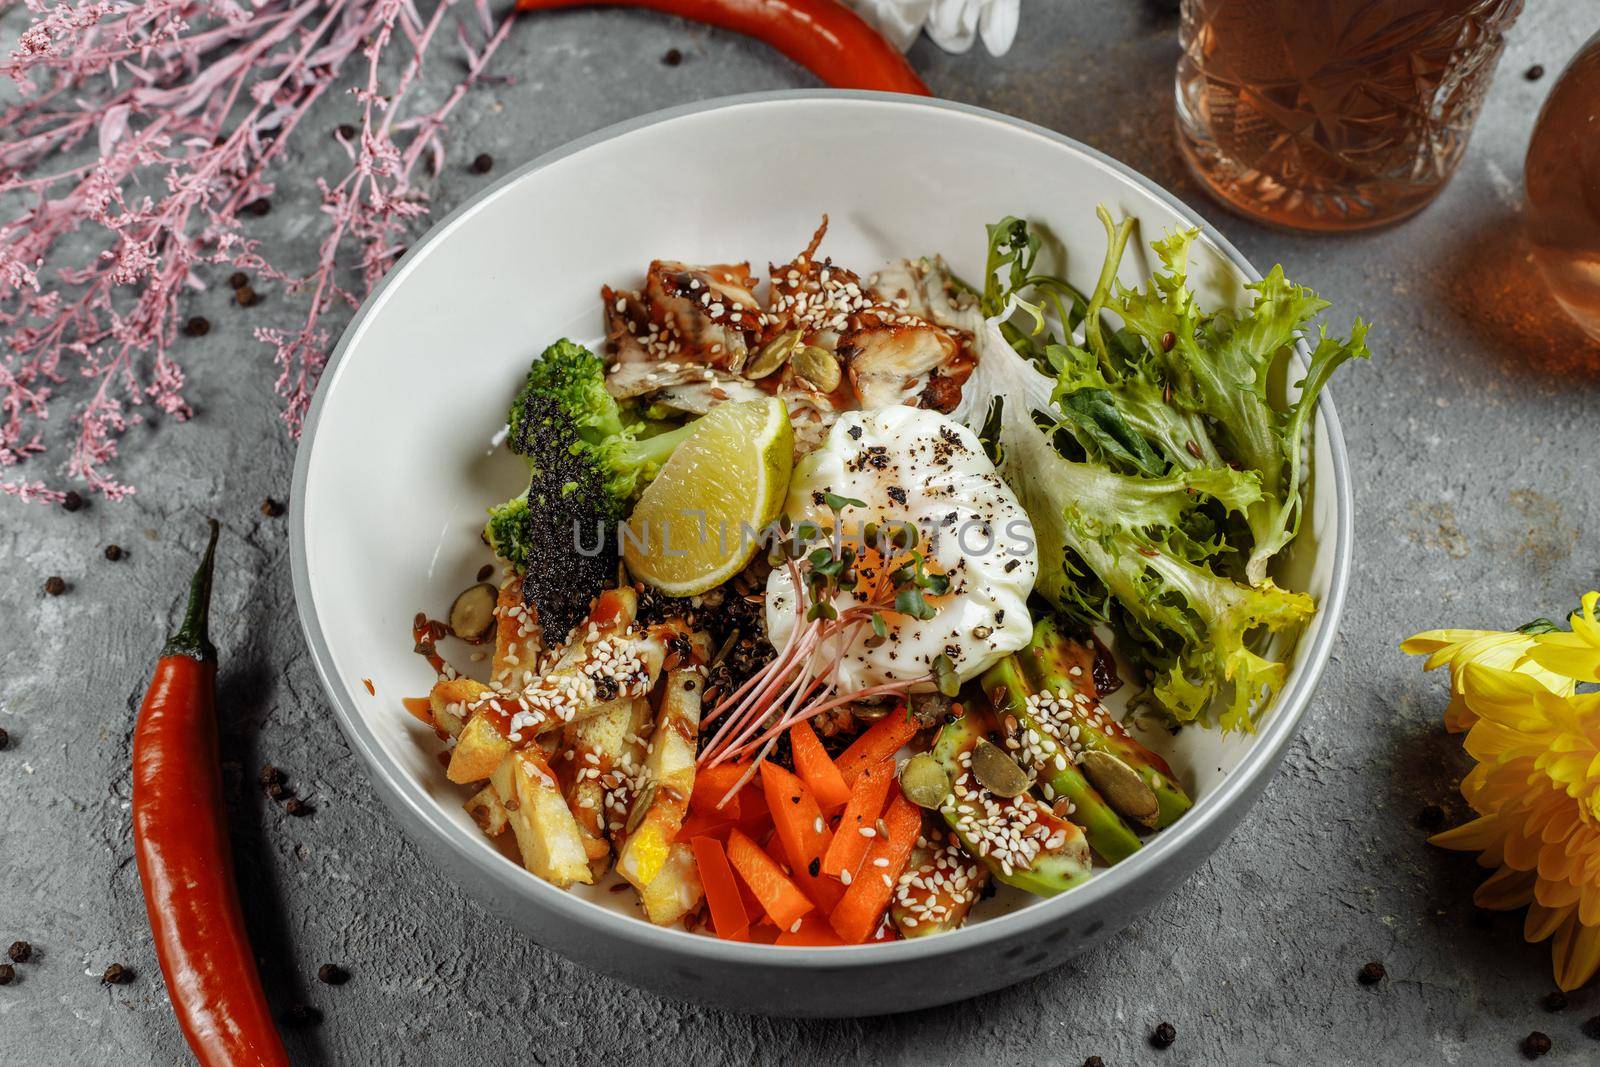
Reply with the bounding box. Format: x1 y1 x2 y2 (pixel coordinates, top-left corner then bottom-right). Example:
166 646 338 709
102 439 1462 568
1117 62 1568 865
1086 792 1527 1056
1525 30 1600 342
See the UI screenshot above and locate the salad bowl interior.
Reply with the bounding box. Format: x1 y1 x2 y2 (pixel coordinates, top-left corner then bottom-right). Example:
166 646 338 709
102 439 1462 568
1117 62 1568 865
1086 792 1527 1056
292 92 1349 1014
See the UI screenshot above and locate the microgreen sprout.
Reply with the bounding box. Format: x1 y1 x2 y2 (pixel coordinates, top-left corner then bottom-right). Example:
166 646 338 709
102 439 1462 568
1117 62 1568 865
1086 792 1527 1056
697 506 956 781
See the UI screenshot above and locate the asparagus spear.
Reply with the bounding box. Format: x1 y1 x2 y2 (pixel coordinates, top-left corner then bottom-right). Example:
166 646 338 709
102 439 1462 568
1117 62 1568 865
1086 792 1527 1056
889 830 989 938
980 657 1143 863
931 706 1092 895
1016 617 1193 829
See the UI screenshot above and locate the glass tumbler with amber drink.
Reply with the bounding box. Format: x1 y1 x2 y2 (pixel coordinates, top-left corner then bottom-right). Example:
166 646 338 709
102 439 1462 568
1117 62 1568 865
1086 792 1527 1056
1176 0 1524 232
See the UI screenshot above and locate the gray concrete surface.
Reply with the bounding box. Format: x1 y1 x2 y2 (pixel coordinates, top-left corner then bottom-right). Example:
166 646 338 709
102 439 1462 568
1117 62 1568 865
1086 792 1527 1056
3 1 1599 1063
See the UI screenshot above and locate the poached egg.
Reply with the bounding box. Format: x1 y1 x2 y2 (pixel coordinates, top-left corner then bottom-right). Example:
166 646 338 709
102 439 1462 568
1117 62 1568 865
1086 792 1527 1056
764 406 1037 692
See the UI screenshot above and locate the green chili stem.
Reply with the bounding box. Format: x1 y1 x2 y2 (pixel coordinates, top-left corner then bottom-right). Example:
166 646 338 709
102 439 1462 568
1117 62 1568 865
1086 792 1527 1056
162 519 220 661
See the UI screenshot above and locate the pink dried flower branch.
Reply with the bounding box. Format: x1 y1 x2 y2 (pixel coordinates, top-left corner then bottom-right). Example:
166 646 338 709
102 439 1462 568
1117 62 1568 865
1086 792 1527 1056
0 0 516 501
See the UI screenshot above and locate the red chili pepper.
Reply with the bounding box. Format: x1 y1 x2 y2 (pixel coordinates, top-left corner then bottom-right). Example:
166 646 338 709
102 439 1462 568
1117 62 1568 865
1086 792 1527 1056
133 520 289 1067
516 0 930 95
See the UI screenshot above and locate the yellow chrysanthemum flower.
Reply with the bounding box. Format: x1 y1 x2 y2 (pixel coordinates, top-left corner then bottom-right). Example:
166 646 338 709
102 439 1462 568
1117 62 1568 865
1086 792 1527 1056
1525 592 1600 684
1400 627 1574 732
1405 592 1600 991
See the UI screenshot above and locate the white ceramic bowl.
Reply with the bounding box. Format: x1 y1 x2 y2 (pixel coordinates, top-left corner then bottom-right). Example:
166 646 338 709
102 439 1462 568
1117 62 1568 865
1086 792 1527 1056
292 92 1352 1017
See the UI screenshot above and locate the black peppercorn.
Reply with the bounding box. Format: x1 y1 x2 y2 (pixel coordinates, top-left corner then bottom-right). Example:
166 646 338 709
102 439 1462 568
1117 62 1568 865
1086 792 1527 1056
476 563 494 582
44 576 66 596
1151 1021 1176 1049
662 48 683 66
0 964 13 985
1358 961 1386 985
470 152 493 175
101 963 132 985
284 797 311 817
62 490 84 512
247 199 271 217
1542 991 1568 1012
228 271 249 290
337 124 357 140
7 941 31 964
1526 64 1545 81
317 963 349 985
1522 1031 1552 1058
104 544 124 562
0 727 9 750
235 285 258 307
261 497 285 518
183 315 210 337
1083 1058 1105 1067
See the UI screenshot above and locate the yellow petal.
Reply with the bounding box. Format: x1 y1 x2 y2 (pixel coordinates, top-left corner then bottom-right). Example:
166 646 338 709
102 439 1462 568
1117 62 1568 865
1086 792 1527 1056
1525 594 1600 684
1580 886 1600 927
1553 917 1600 991
1432 816 1504 853
1401 629 1493 658
1406 629 1573 730
1504 823 1544 870
1541 802 1581 844
1536 874 1582 910
1461 720 1528 762
1475 864 1537 909
1526 899 1570 941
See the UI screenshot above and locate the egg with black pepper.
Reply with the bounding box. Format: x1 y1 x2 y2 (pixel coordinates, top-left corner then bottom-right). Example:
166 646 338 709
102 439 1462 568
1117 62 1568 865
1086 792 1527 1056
764 406 1037 692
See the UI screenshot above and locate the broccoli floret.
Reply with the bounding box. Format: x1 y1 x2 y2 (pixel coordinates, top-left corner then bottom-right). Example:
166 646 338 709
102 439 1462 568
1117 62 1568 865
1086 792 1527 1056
485 339 696 639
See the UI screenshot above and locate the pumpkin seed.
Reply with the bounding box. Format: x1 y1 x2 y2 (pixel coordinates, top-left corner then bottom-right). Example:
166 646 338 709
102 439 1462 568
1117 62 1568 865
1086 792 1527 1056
898 753 951 809
744 330 800 379
448 582 497 643
970 739 1029 798
792 345 841 392
1079 750 1158 826
624 780 658 837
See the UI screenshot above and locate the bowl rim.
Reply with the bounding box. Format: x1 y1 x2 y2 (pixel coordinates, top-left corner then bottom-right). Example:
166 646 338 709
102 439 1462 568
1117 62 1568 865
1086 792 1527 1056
291 89 1354 969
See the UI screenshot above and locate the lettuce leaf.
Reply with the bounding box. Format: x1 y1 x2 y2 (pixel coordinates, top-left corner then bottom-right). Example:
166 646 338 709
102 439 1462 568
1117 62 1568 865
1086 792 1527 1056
1111 228 1371 582
953 208 1367 730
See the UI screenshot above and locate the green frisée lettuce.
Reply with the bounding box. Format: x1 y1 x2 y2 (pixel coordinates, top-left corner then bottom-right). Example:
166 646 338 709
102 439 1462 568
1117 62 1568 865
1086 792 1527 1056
954 210 1369 731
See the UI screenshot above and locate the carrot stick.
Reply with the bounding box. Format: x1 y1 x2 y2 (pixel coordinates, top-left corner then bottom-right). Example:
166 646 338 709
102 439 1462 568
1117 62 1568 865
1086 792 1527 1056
691 763 749 815
726 828 813 931
690 836 748 940
829 792 922 944
789 720 851 813
734 781 770 831
760 761 844 912
679 808 739 841
835 708 918 785
738 924 781 945
776 914 845 947
821 758 894 877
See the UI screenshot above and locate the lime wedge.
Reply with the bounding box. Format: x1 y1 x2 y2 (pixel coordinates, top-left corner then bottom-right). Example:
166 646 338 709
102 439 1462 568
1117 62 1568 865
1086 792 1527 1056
624 398 792 597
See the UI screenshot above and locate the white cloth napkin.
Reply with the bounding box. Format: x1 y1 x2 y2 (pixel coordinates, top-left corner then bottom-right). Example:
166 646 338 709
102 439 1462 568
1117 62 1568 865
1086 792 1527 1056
845 0 1021 57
